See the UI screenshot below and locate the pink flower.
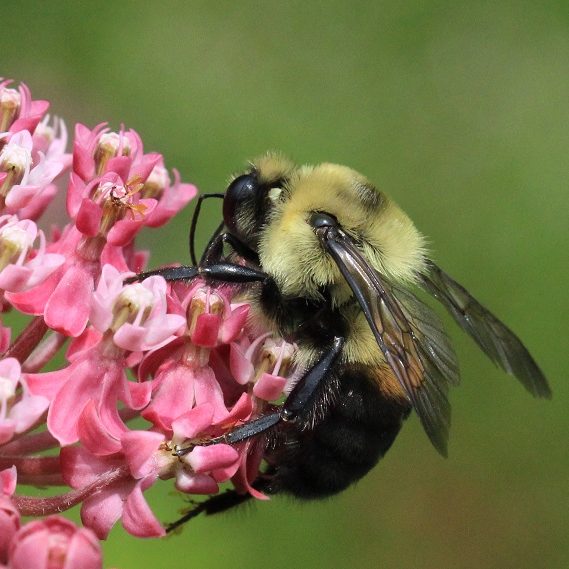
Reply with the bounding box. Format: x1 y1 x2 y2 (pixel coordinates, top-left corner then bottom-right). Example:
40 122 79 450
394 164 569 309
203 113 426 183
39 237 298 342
0 319 10 353
230 336 295 401
60 424 167 539
8 516 102 569
171 403 245 494
5 169 165 336
61 401 247 538
32 114 70 166
25 338 151 447
142 162 197 227
0 358 49 445
5 228 99 337
0 215 65 293
179 283 249 348
141 340 253 433
71 123 159 184
24 267 184 445
0 130 66 213
0 79 304 559
90 264 185 351
69 172 158 245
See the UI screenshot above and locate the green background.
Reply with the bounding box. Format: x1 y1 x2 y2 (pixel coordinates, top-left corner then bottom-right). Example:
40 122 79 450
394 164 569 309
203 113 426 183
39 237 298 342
2 2 567 568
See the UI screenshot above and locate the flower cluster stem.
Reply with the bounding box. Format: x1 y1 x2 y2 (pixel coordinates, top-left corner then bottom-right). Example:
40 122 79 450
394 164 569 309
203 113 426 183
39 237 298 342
13 466 130 516
3 316 48 363
0 430 59 455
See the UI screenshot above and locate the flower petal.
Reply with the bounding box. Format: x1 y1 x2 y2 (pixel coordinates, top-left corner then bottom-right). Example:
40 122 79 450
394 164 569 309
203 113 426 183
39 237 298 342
122 480 164 538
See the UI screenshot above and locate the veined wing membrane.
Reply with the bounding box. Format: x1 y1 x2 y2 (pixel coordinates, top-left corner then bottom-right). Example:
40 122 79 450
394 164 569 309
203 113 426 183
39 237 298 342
322 230 460 455
422 260 551 399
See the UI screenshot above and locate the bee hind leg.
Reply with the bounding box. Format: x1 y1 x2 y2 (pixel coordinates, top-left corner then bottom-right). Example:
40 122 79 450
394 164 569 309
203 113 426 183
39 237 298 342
166 489 253 533
167 471 276 533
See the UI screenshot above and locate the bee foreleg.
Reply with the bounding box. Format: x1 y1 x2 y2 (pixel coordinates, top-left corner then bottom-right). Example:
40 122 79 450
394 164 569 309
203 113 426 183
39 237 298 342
123 265 199 284
124 262 271 286
201 231 259 265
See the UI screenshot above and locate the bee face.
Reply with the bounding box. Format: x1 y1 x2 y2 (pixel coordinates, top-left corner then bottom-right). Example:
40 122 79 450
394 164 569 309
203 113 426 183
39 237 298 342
222 153 295 248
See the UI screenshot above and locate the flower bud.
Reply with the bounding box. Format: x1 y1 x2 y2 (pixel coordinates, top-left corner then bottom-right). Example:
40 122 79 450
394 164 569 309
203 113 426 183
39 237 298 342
8 516 102 569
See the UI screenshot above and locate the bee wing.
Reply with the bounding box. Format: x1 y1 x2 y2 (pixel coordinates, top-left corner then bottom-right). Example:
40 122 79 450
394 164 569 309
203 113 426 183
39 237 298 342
421 260 551 399
324 231 460 455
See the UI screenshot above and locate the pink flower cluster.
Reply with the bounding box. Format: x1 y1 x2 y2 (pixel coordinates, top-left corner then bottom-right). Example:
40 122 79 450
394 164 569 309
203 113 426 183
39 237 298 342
0 79 295 568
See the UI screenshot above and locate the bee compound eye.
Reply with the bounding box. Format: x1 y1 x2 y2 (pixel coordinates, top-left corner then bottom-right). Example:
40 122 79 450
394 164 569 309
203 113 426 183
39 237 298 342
223 173 258 231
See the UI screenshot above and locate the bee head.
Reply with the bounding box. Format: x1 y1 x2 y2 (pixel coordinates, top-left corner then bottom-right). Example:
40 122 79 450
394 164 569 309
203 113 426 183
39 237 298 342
223 153 295 249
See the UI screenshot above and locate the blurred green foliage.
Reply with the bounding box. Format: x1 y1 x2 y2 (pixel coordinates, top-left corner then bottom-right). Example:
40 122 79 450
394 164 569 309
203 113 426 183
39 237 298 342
2 2 568 568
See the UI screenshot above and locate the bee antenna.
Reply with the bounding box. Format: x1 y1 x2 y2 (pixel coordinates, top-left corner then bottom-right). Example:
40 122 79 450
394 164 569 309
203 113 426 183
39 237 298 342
188 193 225 265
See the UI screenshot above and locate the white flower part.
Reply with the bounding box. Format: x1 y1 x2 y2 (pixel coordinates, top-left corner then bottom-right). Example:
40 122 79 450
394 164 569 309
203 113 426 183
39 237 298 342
0 357 20 419
96 179 128 204
24 228 65 288
98 131 131 156
0 375 16 401
34 114 68 160
0 87 20 108
0 215 37 265
262 338 296 376
0 215 64 290
146 165 169 188
90 264 132 332
0 131 33 179
117 283 156 327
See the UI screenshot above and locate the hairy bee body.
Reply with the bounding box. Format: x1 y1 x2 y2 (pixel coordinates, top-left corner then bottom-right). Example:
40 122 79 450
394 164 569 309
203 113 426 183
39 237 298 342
265 363 410 498
139 153 550 527
251 279 411 497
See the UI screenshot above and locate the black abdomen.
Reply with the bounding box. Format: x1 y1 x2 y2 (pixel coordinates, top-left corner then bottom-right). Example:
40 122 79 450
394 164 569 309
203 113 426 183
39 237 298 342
267 365 411 499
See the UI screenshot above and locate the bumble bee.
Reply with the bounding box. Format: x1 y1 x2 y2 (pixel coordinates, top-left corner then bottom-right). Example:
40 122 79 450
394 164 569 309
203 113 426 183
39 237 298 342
134 153 550 529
